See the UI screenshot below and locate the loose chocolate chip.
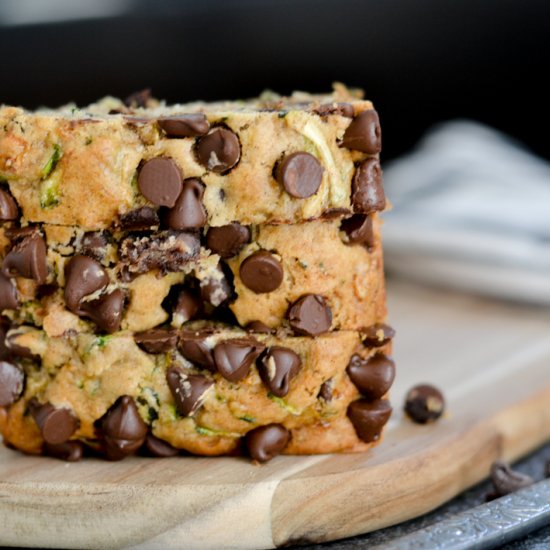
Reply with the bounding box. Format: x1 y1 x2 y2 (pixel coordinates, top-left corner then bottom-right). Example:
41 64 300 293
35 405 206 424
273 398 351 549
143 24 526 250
64 255 109 314
144 433 179 457
119 207 159 231
346 353 395 400
0 272 18 311
404 384 445 424
178 329 216 370
99 395 148 460
258 346 302 397
245 321 273 334
0 188 18 221
318 378 334 402
138 158 183 207
172 288 202 327
79 232 109 262
166 367 214 417
124 88 152 108
288 294 332 336
340 110 382 154
347 399 392 442
196 127 241 173
2 232 48 284
44 440 84 462
351 159 385 214
81 289 125 334
164 178 207 230
239 251 284 294
341 214 375 249
490 460 534 497
276 152 324 198
0 360 24 406
200 265 232 307
361 323 395 348
158 114 210 138
134 328 178 354
313 102 354 118
30 401 80 445
213 338 265 382
206 223 251 259
245 424 290 463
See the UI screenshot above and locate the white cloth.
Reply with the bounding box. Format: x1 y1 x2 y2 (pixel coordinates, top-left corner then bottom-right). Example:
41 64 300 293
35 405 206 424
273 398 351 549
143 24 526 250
382 121 550 304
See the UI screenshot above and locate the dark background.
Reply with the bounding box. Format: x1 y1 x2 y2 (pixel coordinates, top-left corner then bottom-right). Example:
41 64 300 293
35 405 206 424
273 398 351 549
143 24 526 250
1 0 549 161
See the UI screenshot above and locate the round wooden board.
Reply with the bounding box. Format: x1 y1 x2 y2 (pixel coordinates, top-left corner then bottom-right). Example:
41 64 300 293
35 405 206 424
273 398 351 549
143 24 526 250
2 281 550 549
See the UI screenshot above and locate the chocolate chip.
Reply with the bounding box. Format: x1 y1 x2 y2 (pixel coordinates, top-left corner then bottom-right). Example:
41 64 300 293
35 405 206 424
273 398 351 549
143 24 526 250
144 433 179 457
0 360 24 406
166 367 214 417
213 338 265 382
0 272 18 311
341 214 375 248
134 328 178 354
490 460 534 497
81 289 124 334
2 232 48 284
64 255 109 314
318 378 334 402
313 102 354 118
4 225 37 242
99 395 148 460
158 114 210 138
276 152 324 198
178 329 216 370
164 178 207 230
245 321 273 334
351 159 385 214
245 424 290 463
200 264 232 307
0 188 18 221
206 223 250 259
347 399 392 442
138 158 183 207
196 127 241 173
172 288 202 327
5 331 35 359
30 400 80 445
258 346 302 397
404 384 445 424
44 440 84 462
119 207 159 231
361 323 395 348
124 88 152 108
79 231 109 262
288 294 332 336
340 110 382 154
347 353 395 400
239 251 284 294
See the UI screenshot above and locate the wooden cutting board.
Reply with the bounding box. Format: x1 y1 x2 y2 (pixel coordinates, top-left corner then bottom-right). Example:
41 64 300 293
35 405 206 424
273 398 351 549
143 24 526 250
1 280 550 550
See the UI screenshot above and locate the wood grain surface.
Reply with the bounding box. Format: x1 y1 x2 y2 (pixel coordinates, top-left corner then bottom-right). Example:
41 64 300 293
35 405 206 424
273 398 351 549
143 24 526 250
1 280 550 550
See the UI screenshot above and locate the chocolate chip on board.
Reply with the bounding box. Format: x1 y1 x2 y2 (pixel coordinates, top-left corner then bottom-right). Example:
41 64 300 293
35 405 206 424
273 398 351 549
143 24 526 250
158 114 210 138
288 294 332 336
178 329 216 370
258 346 302 397
245 424 290 463
143 433 179 457
119 207 160 231
0 271 18 311
351 159 385 214
239 250 284 294
196 127 241 173
206 223 251 259
0 188 19 221
134 328 178 354
340 214 375 249
213 338 265 382
276 152 324 198
44 440 84 462
361 323 396 348
81 289 125 334
2 231 48 284
490 460 534 497
340 110 382 154
404 384 445 424
164 178 207 230
64 255 109 314
346 353 396 400
138 157 183 207
166 366 214 417
0 360 25 407
99 395 148 461
29 400 80 445
347 399 392 442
